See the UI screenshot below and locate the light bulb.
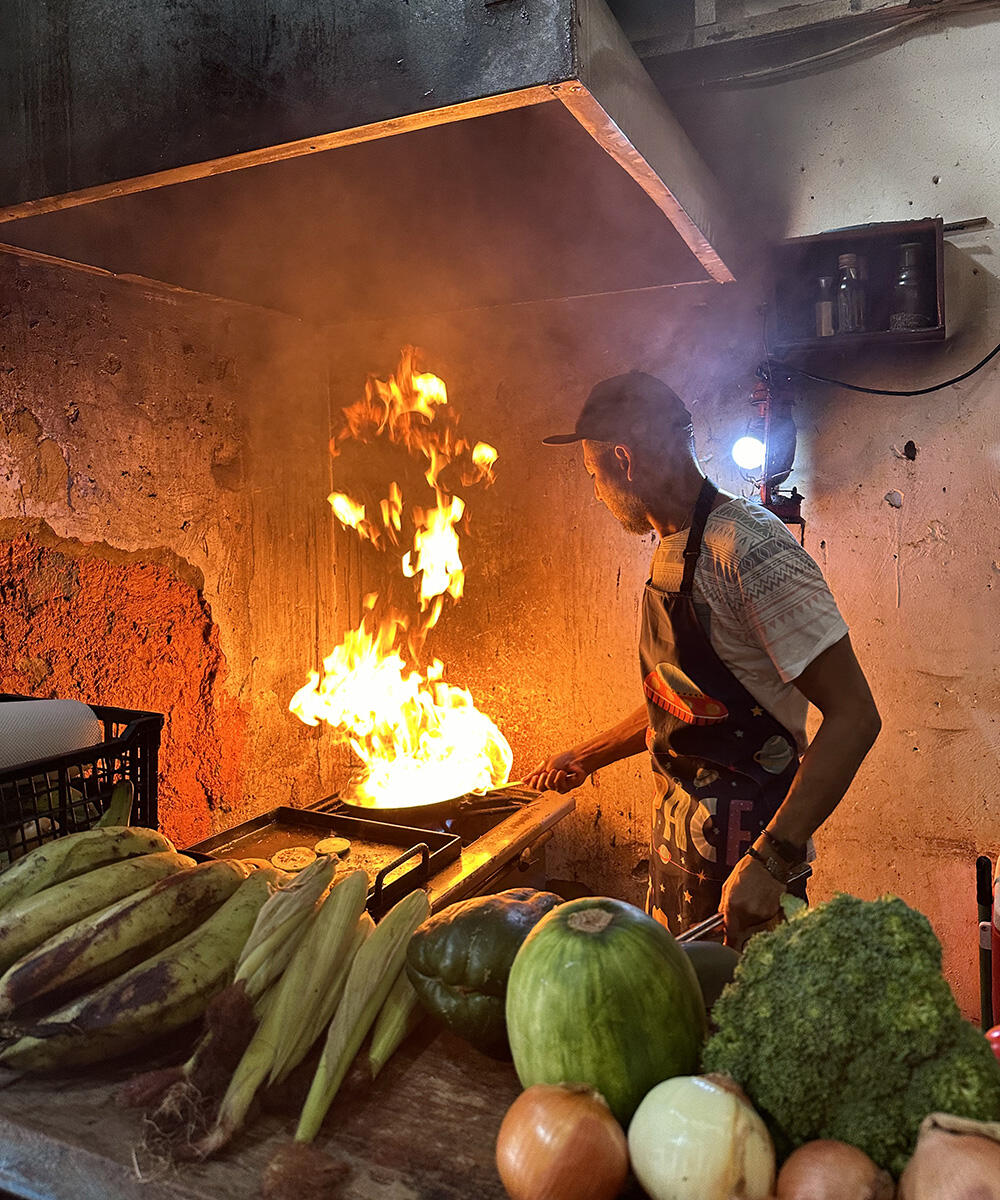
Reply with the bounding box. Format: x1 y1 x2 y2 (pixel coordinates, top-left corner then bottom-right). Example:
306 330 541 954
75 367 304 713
732 435 765 471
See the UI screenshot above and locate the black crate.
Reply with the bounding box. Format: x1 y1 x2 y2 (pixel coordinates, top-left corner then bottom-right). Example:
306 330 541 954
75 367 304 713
0 695 163 865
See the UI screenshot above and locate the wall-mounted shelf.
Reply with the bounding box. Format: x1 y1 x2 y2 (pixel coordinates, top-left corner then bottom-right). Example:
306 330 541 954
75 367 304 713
771 217 945 356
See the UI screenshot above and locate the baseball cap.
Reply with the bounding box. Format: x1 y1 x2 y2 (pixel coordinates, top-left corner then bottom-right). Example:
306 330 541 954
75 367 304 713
542 371 691 446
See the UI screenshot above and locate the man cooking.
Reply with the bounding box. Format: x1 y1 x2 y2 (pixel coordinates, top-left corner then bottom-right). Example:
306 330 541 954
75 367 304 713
525 371 881 944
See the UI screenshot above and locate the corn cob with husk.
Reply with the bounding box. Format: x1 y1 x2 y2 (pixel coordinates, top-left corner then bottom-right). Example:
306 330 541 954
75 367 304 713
294 887 431 1143
270 909 374 1084
368 965 425 1080
234 853 337 1003
121 856 336 1151
194 868 371 1157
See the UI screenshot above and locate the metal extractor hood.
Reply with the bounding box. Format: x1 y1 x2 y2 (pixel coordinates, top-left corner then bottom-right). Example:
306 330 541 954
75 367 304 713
1 0 738 288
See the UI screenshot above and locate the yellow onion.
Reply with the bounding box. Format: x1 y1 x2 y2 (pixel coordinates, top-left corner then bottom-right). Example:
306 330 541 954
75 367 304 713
897 1112 1000 1200
776 1140 895 1200
495 1083 628 1200
627 1074 775 1200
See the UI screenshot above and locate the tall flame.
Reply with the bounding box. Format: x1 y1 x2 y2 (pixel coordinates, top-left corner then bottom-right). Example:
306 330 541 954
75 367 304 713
291 349 511 808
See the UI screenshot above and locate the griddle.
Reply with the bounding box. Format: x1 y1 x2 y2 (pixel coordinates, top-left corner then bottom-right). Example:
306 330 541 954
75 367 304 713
184 806 461 917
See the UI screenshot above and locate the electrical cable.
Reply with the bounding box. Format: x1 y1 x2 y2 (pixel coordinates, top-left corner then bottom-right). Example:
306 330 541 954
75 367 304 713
671 0 1000 89
767 336 1000 397
695 14 932 88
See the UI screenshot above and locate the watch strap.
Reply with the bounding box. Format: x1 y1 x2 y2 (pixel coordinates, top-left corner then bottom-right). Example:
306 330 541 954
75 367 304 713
746 845 797 886
762 828 807 864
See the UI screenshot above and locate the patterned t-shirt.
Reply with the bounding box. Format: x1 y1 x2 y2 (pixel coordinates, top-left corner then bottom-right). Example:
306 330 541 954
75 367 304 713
649 497 848 753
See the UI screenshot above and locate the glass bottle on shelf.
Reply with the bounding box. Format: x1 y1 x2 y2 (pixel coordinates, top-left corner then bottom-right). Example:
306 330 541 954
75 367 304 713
836 253 866 334
815 275 835 337
890 242 935 331
856 254 870 332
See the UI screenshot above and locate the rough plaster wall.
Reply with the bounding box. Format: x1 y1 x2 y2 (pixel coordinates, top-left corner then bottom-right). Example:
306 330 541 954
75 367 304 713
0 523 243 846
324 283 762 908
667 13 1000 1014
0 248 338 844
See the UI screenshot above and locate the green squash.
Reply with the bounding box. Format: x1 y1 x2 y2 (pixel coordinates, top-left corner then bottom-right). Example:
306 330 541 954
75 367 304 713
505 896 707 1126
405 887 562 1057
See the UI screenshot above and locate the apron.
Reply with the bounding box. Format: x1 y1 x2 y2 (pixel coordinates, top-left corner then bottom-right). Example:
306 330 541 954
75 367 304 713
641 479 801 935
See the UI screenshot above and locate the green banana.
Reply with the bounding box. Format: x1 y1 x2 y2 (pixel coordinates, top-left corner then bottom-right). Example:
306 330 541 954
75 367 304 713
0 825 175 912
94 781 134 829
0 859 249 1017
0 868 279 1071
0 851 195 974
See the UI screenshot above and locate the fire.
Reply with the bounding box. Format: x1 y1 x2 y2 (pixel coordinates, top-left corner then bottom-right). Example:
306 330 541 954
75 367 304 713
402 496 466 610
328 492 369 536
290 349 512 808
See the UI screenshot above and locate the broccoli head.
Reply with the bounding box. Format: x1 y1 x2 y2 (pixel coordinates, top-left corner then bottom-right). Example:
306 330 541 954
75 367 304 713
702 893 1000 1176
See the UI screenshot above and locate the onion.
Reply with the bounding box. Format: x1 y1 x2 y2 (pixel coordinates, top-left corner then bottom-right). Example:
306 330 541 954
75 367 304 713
776 1140 895 1200
897 1112 1000 1200
496 1083 629 1200
627 1074 775 1200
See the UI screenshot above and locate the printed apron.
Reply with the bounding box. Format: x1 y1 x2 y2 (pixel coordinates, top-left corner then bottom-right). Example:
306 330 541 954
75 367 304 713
641 479 801 934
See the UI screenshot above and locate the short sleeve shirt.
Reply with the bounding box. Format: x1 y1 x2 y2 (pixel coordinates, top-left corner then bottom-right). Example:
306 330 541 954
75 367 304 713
649 497 848 753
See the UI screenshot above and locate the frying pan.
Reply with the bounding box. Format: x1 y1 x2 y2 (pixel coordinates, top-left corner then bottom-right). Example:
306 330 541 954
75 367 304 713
333 779 536 826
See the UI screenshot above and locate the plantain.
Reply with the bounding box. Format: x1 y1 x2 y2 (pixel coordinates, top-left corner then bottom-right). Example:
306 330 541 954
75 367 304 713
94 780 134 829
0 851 195 974
0 825 175 912
0 868 280 1071
0 859 250 1017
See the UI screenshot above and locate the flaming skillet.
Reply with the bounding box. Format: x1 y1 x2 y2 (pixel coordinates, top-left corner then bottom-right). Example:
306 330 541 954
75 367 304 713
334 781 535 827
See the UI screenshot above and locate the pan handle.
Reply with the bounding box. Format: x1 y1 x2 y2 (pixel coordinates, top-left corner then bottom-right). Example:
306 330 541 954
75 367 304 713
370 842 430 912
676 865 813 944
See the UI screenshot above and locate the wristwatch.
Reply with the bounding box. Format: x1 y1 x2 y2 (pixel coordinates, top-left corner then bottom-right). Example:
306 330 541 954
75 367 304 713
746 845 798 885
761 828 806 864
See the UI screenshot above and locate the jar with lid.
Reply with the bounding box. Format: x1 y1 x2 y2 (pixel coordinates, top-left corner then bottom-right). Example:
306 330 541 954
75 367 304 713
836 253 866 334
890 242 935 330
815 275 835 337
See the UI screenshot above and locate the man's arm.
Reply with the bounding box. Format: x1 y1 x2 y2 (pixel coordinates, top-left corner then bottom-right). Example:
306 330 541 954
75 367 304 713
721 633 881 940
524 704 649 793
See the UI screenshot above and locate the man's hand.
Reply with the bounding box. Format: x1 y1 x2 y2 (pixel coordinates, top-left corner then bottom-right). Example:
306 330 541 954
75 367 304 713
524 707 650 795
524 750 590 793
720 854 786 949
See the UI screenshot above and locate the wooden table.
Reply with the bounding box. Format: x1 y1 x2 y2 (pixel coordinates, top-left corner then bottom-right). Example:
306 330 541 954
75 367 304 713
0 1028 526 1200
0 793 597 1200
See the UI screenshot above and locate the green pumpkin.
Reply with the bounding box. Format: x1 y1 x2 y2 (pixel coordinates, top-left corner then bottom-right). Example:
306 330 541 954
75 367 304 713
505 896 707 1126
405 887 563 1057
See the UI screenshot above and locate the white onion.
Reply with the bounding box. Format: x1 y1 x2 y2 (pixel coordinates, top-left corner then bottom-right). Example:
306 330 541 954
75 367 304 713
627 1074 776 1200
898 1112 1000 1200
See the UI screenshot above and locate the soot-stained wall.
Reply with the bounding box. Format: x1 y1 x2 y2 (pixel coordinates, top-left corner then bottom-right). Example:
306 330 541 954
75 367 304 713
0 247 340 844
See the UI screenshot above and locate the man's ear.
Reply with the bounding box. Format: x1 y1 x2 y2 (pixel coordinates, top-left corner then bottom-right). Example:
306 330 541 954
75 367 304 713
614 444 635 481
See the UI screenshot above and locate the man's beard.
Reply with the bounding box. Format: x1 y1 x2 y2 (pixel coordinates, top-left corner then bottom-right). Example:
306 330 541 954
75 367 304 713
605 492 650 536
